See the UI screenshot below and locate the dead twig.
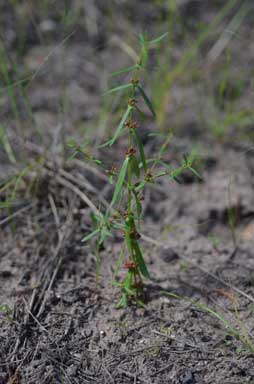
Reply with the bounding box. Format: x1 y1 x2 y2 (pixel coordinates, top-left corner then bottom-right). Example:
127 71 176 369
49 171 102 217
48 194 61 241
0 203 34 226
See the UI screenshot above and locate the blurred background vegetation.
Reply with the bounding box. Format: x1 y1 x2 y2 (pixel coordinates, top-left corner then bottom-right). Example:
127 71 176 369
0 0 253 181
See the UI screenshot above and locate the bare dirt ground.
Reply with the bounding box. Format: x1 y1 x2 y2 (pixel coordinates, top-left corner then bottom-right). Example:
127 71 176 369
1 1 254 383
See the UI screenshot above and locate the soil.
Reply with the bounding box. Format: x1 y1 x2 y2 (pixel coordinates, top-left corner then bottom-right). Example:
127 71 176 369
1 1 254 383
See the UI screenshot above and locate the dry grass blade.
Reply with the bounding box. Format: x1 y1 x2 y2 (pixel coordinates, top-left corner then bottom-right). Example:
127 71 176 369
49 171 102 217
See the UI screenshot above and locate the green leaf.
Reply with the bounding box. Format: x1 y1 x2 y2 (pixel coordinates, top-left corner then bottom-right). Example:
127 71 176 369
125 227 133 255
140 46 148 67
170 166 185 182
133 241 150 278
111 280 122 288
183 153 189 165
138 33 146 45
123 271 136 296
133 192 142 227
110 65 138 77
102 83 132 96
90 212 101 225
97 138 113 148
111 157 129 206
66 139 76 148
132 129 147 172
68 149 79 160
93 158 102 165
135 180 146 191
110 105 132 146
0 124 16 164
99 227 113 245
81 228 100 243
189 167 202 180
158 160 171 171
149 32 168 46
130 155 140 178
139 33 149 67
137 85 156 117
112 222 125 230
124 285 136 296
117 292 127 308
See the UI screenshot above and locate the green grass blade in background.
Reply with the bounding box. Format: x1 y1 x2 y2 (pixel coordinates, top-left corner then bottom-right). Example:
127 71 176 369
0 124 16 164
0 41 21 127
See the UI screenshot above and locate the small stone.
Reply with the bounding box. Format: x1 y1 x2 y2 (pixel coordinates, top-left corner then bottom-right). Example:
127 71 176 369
159 248 179 263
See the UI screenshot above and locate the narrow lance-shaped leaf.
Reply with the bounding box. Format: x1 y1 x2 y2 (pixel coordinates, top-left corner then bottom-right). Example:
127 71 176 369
139 33 149 67
125 229 132 256
102 82 132 96
81 228 100 243
137 85 156 117
111 157 129 206
133 191 142 227
183 153 189 165
99 227 113 245
123 271 135 295
133 241 150 279
90 212 101 225
132 129 147 172
110 105 132 146
149 32 169 46
110 65 138 77
130 155 140 178
112 222 125 230
0 124 16 164
97 138 113 149
140 46 148 67
170 166 185 183
135 180 146 192
117 292 127 308
188 166 202 180
124 215 134 255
